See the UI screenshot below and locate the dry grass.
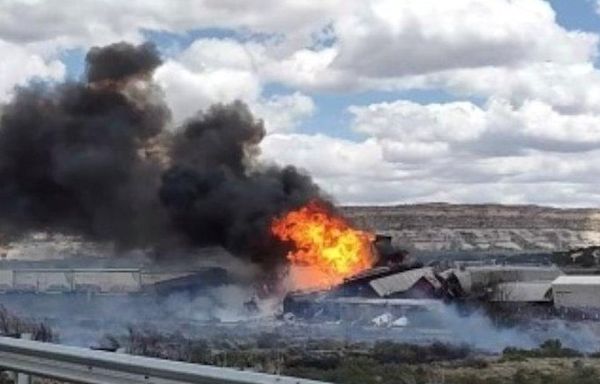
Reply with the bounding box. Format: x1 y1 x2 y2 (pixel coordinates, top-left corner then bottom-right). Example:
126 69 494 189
425 357 600 383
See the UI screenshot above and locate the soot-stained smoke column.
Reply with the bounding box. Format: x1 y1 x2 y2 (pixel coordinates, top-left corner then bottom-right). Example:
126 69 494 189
0 42 169 246
160 102 324 266
0 41 325 270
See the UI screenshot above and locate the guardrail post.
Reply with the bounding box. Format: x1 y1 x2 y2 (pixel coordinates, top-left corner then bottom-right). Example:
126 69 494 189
17 333 31 384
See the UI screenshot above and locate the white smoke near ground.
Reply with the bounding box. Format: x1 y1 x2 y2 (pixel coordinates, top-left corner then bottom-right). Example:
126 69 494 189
2 289 600 355
161 285 278 323
0 285 260 346
434 306 535 350
432 305 600 352
0 253 598 355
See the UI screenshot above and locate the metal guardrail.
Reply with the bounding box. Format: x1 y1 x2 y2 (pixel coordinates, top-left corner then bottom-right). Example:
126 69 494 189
0 336 330 384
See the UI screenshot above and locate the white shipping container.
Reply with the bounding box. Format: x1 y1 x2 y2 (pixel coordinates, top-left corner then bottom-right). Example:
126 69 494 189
552 275 600 309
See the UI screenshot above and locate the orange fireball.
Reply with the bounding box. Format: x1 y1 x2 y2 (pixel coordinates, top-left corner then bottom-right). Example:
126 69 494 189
271 201 375 290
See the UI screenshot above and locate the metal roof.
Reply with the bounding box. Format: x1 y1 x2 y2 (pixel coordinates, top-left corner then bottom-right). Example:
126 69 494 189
344 266 394 283
552 275 600 286
464 265 562 290
490 281 552 302
465 265 562 273
369 267 441 297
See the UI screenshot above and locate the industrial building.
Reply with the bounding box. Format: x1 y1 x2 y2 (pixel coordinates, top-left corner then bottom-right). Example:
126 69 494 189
0 268 228 295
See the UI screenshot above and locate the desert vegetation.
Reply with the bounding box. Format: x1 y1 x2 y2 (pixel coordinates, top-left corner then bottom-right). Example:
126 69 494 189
93 328 600 384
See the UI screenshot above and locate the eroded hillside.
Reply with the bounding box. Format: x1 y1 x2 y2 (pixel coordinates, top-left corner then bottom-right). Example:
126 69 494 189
342 204 600 252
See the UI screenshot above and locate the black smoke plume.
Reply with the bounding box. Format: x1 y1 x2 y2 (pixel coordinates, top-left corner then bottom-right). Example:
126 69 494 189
86 42 162 83
0 42 325 270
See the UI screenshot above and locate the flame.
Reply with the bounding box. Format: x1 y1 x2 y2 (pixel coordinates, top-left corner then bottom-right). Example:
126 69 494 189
271 200 375 290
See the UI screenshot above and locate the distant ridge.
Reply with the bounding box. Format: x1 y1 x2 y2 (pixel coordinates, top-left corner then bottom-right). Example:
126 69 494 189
342 204 600 252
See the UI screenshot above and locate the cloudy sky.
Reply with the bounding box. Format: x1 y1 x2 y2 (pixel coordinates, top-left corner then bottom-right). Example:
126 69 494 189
1 0 600 207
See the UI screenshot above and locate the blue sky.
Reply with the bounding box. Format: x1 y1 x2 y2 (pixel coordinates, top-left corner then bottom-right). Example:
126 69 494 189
549 0 600 32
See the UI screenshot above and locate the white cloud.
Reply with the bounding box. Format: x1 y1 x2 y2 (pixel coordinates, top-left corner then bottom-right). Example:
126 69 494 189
350 99 600 156
382 62 600 115
0 39 64 102
261 48 349 90
274 0 600 97
350 100 486 143
154 60 261 126
195 0 599 94
177 38 266 73
258 99 600 206
262 130 600 206
261 133 396 180
154 38 315 133
2 0 596 97
332 0 596 78
251 92 315 133
469 152 595 183
378 141 450 163
0 0 344 52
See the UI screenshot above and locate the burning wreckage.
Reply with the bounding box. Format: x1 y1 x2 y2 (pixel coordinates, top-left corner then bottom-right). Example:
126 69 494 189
281 232 600 325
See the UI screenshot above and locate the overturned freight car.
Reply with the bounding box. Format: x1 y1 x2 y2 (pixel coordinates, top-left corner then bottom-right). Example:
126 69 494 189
284 264 452 321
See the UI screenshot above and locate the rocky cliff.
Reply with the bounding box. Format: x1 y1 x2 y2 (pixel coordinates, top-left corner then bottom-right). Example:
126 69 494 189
342 203 600 252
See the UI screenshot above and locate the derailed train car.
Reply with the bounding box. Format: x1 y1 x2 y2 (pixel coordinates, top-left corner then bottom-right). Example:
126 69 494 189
283 264 567 323
282 235 582 322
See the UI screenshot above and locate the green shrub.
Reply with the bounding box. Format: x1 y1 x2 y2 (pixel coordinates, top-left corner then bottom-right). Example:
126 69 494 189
372 341 471 364
502 340 583 360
